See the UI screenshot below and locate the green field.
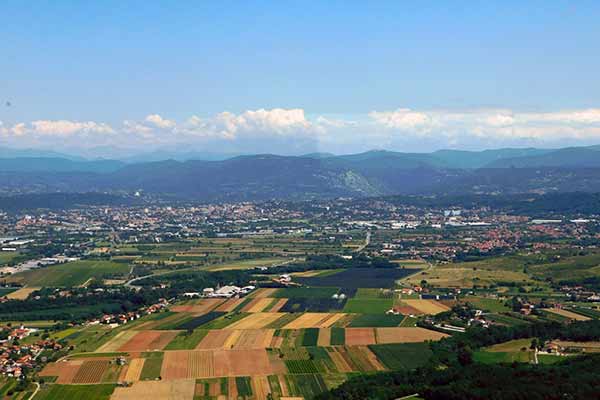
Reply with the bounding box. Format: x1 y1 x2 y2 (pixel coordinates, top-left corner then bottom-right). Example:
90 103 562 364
369 343 433 370
35 384 115 400
473 350 532 364
343 298 393 314
272 287 340 298
164 329 209 350
8 260 130 287
139 352 164 380
464 296 511 312
349 313 405 327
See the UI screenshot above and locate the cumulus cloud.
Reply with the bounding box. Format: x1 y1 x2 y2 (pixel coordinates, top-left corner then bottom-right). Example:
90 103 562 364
6 120 115 138
2 107 600 154
368 108 600 142
145 114 175 129
369 108 433 131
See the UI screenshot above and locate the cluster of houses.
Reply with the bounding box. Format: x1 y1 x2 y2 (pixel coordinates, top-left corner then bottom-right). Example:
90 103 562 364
88 299 170 327
183 285 256 299
560 285 600 302
0 327 63 378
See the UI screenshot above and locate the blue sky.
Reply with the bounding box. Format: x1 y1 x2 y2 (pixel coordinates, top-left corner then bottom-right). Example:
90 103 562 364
1 1 600 156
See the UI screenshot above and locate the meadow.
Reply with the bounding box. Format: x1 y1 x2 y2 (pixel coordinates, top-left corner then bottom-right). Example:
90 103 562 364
7 260 130 287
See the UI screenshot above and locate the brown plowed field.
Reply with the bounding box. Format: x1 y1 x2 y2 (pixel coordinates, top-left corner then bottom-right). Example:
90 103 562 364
196 330 234 350
214 349 275 376
189 351 214 377
345 328 376 345
119 331 178 351
71 360 109 384
252 288 279 298
40 360 83 384
394 304 423 315
215 298 245 312
162 351 215 379
148 331 180 349
162 352 190 380
171 299 224 314
375 327 448 343
244 329 276 349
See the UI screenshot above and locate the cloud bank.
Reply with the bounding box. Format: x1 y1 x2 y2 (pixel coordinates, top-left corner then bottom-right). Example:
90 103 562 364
2 107 600 156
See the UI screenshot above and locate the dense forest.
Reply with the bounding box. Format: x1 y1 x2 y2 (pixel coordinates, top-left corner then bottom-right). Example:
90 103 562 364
316 355 600 400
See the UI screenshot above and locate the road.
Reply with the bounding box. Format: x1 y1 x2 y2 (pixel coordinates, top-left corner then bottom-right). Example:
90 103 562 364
124 258 297 289
355 230 371 252
28 382 40 400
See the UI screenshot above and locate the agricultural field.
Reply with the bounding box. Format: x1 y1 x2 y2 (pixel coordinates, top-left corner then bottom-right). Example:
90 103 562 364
296 268 416 288
7 260 130 287
541 308 591 321
37 282 451 399
5 286 40 300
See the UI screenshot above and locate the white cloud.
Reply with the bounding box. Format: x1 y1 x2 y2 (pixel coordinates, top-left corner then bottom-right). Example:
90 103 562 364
145 114 175 129
2 107 600 154
25 120 114 136
369 108 433 132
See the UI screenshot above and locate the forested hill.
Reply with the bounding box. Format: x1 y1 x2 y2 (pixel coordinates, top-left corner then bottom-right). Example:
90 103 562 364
1 146 600 200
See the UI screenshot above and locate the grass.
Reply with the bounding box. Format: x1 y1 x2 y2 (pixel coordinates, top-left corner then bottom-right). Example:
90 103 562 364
404 256 534 288
285 359 320 374
369 343 433 370
297 268 415 289
267 313 300 329
463 296 511 312
538 354 566 364
0 288 17 296
343 298 393 314
286 374 329 398
69 326 121 353
485 338 533 352
203 257 286 271
1 320 58 328
35 384 115 400
52 328 80 340
473 350 532 364
235 376 253 396
486 313 532 326
330 327 345 345
139 352 163 380
69 352 128 359
300 328 319 346
399 316 418 327
176 311 226 330
280 297 347 312
200 312 248 329
272 287 340 298
349 313 404 327
164 329 208 350
8 259 130 287
355 288 395 299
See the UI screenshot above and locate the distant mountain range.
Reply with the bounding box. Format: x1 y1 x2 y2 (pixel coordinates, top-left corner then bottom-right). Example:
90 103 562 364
1 145 600 200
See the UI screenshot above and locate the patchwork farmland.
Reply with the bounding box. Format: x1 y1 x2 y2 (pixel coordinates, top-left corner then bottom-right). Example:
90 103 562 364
36 276 451 399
